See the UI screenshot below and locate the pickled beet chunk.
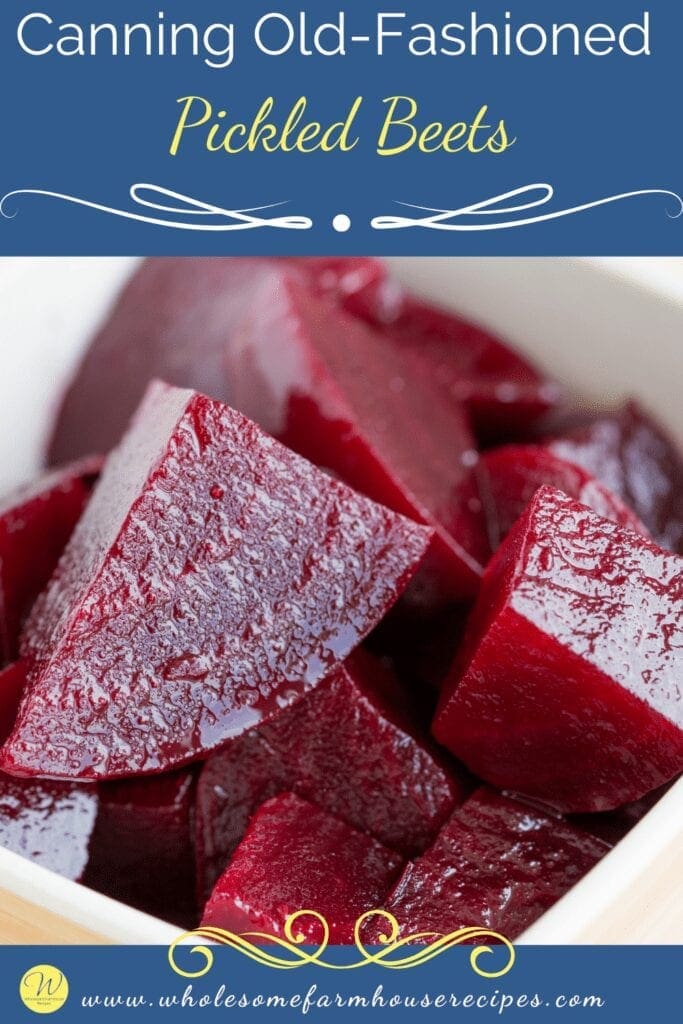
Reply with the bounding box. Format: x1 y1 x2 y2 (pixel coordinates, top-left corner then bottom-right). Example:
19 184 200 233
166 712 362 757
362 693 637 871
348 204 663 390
343 283 562 442
544 400 683 553
48 258 385 466
364 788 609 943
479 444 648 548
230 272 489 602
201 792 404 944
433 486 683 812
2 382 431 781
0 661 26 744
83 771 197 927
0 774 98 882
0 457 99 664
196 650 465 902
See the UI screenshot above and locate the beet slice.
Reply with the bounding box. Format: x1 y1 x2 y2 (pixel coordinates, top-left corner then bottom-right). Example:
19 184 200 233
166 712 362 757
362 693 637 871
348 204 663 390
230 272 488 603
433 486 683 812
2 382 430 781
0 661 25 744
0 458 99 664
479 444 648 548
343 284 562 441
196 650 464 902
202 792 403 943
544 401 683 553
48 258 385 465
364 788 609 943
83 771 197 927
0 774 98 881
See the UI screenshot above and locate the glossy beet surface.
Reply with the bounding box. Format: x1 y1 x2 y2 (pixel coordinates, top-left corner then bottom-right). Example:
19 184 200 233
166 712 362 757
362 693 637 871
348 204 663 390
84 770 197 927
365 788 609 942
196 651 464 901
0 458 99 664
545 401 683 553
0 774 98 880
201 793 403 943
434 486 683 812
230 272 489 602
343 284 562 441
2 383 430 780
479 444 648 547
48 258 385 465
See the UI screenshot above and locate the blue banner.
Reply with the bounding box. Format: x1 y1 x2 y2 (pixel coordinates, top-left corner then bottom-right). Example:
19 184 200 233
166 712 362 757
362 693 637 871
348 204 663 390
0 0 681 254
5 945 682 1021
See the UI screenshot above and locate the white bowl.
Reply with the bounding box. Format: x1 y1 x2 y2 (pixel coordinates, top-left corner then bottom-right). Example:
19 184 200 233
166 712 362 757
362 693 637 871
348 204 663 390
0 257 680 944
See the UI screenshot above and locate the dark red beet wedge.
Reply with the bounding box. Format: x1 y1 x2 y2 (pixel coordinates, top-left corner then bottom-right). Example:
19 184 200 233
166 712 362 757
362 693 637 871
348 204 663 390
343 285 562 442
48 258 384 465
0 661 25 744
3 382 430 781
433 486 683 812
84 771 197 927
365 788 609 943
544 401 683 553
0 774 98 881
230 272 489 603
0 458 99 664
201 792 403 944
196 650 465 901
479 444 648 548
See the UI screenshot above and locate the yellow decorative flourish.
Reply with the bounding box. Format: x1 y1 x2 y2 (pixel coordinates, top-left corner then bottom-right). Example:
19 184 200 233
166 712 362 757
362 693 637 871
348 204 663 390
168 910 514 979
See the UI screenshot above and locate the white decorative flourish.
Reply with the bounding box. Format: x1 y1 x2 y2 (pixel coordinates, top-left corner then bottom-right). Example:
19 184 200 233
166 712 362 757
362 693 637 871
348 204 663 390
0 183 312 231
371 183 683 231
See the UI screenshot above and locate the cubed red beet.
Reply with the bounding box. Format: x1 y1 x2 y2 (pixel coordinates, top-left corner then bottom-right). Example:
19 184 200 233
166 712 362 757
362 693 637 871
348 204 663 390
479 444 648 547
196 650 464 902
83 770 197 927
230 272 489 602
0 458 99 664
544 401 683 553
2 382 430 781
343 284 562 441
0 774 98 881
48 258 385 465
202 792 403 944
433 486 683 812
0 661 25 744
364 788 609 942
